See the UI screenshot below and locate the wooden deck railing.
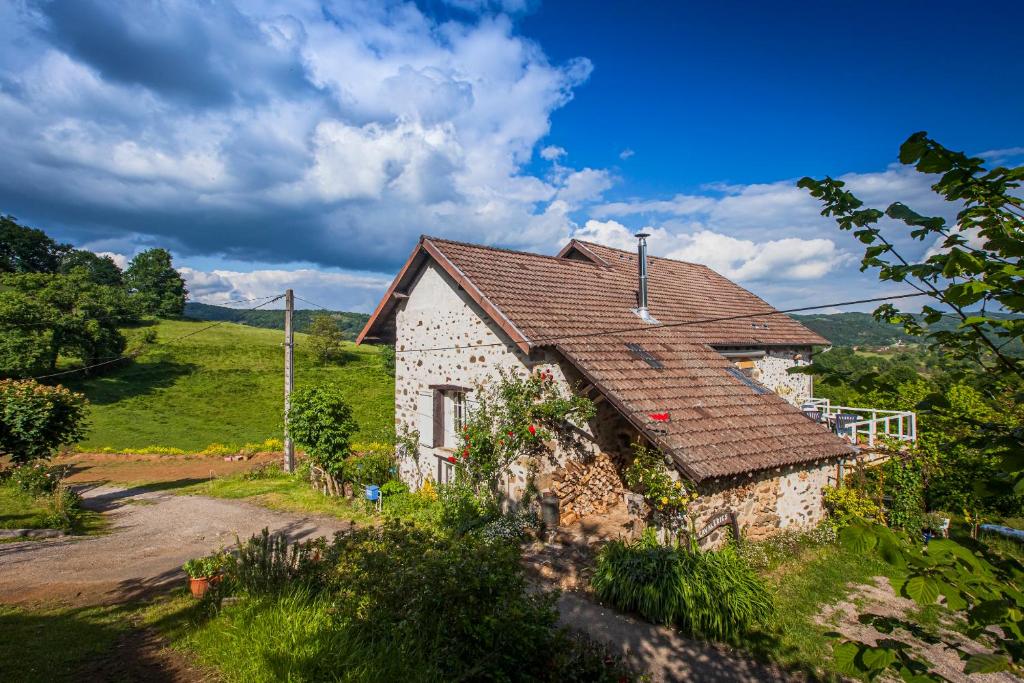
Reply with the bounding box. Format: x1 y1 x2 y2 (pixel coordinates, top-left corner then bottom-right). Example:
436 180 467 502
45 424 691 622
802 398 917 447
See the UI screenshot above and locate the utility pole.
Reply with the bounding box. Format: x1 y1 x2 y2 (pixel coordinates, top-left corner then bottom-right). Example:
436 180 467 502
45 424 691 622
283 289 295 473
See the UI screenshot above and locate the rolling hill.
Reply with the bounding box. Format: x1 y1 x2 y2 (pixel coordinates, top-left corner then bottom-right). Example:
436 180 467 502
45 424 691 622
64 319 393 451
184 302 370 340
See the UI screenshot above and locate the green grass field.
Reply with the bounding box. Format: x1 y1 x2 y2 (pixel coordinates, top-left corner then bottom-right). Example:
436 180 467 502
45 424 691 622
63 319 394 451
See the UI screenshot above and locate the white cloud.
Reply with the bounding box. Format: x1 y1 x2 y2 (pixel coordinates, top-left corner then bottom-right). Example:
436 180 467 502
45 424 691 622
571 219 851 283
540 145 566 161
555 168 613 205
619 148 634 160
95 251 129 270
181 266 392 312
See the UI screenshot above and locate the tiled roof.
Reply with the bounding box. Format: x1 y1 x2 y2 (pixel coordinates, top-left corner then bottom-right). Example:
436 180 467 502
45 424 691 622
359 236 852 480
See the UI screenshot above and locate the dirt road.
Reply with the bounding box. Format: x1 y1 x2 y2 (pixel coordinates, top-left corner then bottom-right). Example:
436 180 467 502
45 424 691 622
0 483 348 605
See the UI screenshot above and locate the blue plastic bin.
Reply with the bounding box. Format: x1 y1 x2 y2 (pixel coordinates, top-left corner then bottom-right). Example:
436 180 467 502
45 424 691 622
365 485 380 502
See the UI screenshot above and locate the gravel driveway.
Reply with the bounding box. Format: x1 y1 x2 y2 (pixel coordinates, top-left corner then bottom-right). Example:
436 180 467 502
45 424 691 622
0 483 348 605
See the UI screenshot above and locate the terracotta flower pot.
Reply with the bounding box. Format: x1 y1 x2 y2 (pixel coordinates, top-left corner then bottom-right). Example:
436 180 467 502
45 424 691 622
189 574 222 599
189 576 211 599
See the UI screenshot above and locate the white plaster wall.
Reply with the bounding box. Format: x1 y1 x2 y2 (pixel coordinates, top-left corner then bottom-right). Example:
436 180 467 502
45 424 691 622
751 347 813 406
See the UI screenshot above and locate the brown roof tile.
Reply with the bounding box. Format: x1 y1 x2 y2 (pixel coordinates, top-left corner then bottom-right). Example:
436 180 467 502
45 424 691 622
359 236 852 480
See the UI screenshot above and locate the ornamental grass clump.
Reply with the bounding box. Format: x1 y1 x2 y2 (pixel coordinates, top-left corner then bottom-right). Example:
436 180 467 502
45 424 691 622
591 530 774 641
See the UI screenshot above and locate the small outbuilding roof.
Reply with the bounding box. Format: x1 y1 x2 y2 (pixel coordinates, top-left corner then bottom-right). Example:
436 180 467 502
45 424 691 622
359 236 853 481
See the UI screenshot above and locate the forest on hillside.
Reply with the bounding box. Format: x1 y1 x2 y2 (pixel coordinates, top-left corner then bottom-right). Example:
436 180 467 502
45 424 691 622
184 302 370 339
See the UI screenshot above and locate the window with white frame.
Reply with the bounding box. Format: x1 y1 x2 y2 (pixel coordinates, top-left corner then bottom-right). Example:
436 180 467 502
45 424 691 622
452 390 467 435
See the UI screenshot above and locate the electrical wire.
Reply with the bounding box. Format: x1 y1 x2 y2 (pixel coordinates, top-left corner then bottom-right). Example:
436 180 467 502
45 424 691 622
389 291 931 354
29 295 285 380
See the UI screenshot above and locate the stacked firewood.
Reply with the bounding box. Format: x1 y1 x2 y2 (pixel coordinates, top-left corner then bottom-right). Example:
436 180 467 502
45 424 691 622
552 453 624 526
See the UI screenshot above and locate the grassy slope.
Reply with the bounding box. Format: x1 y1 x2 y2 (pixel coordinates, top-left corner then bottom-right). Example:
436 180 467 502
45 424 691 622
64 319 393 451
0 484 52 529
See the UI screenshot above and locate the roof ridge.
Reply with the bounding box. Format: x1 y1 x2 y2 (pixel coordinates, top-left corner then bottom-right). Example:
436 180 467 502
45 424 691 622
570 238 713 270
422 235 602 267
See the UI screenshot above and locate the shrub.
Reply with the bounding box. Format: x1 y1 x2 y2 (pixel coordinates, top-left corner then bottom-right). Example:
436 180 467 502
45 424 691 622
287 385 357 478
7 461 64 495
479 509 539 543
823 484 881 528
0 379 87 464
341 449 394 487
229 528 331 595
436 480 497 535
379 479 408 496
183 550 232 579
881 457 925 531
591 531 774 641
328 521 573 680
382 489 440 526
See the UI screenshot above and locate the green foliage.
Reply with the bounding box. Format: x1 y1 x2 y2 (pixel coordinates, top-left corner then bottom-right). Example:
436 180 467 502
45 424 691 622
437 479 498 534
624 441 695 531
0 270 137 376
341 448 394 486
6 460 64 495
59 249 124 286
287 384 358 478
591 530 774 641
457 368 595 490
823 484 881 528
183 550 233 580
882 457 925 531
0 379 87 464
227 529 328 594
800 133 1024 497
379 479 407 496
0 214 70 274
479 508 538 543
838 521 1024 676
125 248 187 317
736 523 837 571
379 344 395 374
306 313 344 365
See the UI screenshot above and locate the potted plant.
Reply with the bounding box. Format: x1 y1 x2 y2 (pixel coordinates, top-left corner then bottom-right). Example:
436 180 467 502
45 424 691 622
183 551 230 599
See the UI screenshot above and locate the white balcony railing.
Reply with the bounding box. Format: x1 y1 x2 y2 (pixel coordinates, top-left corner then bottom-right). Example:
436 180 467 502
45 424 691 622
801 398 917 448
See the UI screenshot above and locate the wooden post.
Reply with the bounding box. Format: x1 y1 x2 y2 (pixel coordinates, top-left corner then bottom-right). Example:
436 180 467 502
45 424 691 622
283 289 295 473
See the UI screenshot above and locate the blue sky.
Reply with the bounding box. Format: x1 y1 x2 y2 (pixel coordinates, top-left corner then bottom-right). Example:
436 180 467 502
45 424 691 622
0 0 1020 312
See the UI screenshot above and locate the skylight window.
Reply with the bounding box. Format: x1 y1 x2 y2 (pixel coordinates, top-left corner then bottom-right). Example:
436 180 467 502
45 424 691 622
625 343 663 369
726 367 771 394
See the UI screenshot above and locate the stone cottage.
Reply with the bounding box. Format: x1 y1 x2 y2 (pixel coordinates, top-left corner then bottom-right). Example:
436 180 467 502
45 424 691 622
357 234 855 541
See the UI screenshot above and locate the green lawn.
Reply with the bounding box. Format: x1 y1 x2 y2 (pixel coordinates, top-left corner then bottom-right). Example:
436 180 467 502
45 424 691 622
0 482 105 534
63 319 393 451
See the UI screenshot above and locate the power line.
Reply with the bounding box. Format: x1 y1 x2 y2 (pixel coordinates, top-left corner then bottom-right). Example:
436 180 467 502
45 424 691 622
391 291 931 354
30 295 285 380
293 295 335 311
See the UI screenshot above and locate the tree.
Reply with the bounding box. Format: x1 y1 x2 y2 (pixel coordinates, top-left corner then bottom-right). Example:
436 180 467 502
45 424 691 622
0 379 88 464
288 385 358 477
60 249 124 287
0 271 137 376
0 215 70 274
800 132 1024 493
125 248 187 317
307 313 344 365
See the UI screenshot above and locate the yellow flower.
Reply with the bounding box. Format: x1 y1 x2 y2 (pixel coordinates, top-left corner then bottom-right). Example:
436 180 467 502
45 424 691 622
661 496 668 505
674 482 682 489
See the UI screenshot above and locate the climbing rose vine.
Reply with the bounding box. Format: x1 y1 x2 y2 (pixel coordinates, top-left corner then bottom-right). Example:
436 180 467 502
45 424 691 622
457 368 595 489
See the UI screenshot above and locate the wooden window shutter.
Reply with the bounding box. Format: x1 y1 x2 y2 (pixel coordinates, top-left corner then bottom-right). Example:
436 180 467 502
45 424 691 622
432 390 445 447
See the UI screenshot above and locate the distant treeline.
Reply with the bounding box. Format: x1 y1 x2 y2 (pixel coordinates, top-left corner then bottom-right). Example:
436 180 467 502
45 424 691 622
184 302 370 340
794 311 1022 354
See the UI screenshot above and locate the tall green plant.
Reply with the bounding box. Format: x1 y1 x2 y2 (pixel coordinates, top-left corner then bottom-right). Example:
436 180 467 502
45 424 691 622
591 530 774 641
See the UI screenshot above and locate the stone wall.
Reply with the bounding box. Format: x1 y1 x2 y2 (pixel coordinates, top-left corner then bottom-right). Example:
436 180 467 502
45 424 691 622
690 458 839 545
751 347 814 407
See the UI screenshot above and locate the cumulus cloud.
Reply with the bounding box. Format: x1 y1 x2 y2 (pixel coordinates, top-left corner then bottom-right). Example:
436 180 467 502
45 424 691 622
618 148 634 160
0 0 596 272
571 219 852 283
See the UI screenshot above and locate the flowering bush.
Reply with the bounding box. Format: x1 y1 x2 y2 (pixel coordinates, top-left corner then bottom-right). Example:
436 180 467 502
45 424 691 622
624 442 696 530
822 484 882 528
7 460 65 495
0 379 88 464
457 368 594 489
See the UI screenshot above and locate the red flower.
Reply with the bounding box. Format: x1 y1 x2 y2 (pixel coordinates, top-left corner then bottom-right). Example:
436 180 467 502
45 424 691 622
649 412 670 422
462 448 470 458
528 425 536 436
507 430 514 437
447 455 456 463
